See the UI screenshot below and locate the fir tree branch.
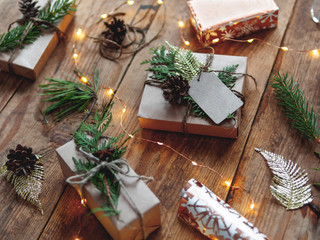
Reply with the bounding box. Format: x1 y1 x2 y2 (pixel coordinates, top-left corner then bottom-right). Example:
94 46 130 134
0 0 75 52
270 72 320 143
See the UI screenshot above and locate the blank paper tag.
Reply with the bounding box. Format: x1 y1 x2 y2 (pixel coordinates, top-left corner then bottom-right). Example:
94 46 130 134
189 72 243 124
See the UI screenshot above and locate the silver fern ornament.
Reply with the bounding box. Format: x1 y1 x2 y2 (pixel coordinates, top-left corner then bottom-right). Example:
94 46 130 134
254 149 320 215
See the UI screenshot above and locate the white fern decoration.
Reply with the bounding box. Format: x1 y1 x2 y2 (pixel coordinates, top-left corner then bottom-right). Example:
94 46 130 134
255 148 313 210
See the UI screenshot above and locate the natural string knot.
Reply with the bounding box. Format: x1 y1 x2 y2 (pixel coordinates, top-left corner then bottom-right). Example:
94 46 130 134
66 147 153 239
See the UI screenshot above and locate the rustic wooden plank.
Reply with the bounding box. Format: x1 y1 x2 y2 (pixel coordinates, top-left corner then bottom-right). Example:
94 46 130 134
230 0 320 239
60 0 296 239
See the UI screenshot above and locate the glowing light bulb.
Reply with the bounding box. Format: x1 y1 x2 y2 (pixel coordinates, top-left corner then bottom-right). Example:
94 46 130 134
101 13 108 19
122 108 126 113
73 53 79 59
281 46 289 51
191 18 196 24
247 39 254 43
75 28 85 40
127 0 134 5
81 198 86 206
212 38 219 44
224 181 231 187
74 238 80 240
76 28 82 36
129 134 134 138
157 142 164 146
250 203 255 210
157 0 163 4
233 22 239 25
192 161 198 166
312 49 319 56
81 76 88 83
107 88 114 95
184 41 190 46
178 21 184 28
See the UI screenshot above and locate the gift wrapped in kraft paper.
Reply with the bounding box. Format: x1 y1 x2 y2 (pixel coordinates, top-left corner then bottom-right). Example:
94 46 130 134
187 0 279 45
56 140 161 240
178 179 269 240
138 53 247 138
0 0 74 80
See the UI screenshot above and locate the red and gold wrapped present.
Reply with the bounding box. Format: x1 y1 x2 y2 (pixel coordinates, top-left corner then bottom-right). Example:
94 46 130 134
178 179 269 240
187 0 279 45
137 53 247 138
56 140 161 240
0 0 74 80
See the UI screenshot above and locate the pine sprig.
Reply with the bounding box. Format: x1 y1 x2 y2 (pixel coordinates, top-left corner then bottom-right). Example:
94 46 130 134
39 68 99 122
0 0 75 52
270 72 320 142
217 64 239 88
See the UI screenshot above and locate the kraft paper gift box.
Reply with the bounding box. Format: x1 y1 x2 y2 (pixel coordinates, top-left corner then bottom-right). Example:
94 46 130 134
178 179 269 240
137 53 247 138
0 0 74 80
187 0 279 45
56 140 161 240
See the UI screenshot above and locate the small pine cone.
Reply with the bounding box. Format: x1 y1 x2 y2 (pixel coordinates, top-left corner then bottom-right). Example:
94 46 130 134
19 0 40 19
162 75 190 104
93 148 116 161
6 144 38 176
102 17 127 45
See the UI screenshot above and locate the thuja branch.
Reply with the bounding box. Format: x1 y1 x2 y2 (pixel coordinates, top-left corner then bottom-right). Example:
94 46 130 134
270 72 320 143
0 0 75 52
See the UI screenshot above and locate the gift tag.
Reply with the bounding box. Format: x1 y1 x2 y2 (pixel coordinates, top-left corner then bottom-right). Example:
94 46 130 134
189 72 243 124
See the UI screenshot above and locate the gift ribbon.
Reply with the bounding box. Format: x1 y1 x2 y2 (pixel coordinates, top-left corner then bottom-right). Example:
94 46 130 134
66 147 153 239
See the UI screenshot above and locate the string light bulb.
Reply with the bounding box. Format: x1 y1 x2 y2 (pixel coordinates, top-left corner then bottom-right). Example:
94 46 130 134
224 181 231 187
75 28 85 40
250 203 255 210
81 198 87 206
122 108 126 113
73 53 79 59
281 46 289 51
247 39 254 43
212 38 219 44
184 40 190 46
157 0 163 4
312 49 319 56
101 13 108 19
192 161 198 166
80 76 88 84
107 88 114 95
127 0 134 5
178 21 184 28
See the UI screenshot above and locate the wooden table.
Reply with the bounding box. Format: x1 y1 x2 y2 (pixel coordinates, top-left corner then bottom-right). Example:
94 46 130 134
1 0 320 239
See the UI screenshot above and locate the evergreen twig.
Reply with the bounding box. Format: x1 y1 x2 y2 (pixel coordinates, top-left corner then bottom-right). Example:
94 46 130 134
270 72 320 143
39 68 99 122
0 0 75 52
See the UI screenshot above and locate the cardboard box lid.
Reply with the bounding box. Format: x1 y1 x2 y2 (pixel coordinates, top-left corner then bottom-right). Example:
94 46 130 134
188 0 279 31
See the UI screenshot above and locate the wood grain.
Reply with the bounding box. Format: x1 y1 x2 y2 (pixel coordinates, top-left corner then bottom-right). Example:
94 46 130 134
1 0 319 239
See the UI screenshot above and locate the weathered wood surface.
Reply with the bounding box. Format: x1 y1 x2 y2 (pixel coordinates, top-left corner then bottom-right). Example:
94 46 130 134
0 0 319 239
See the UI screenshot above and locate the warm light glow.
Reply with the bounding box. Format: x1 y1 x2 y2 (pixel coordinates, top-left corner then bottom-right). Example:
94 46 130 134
75 28 85 40
203 227 206 232
178 21 184 28
212 38 219 43
81 198 87 206
74 238 80 240
122 108 126 113
192 161 198 166
101 13 108 19
157 142 164 146
191 18 196 24
73 53 79 59
224 181 231 187
184 41 190 46
281 46 289 51
81 76 88 83
233 22 239 25
247 39 254 43
250 203 255 210
127 0 134 5
107 88 114 95
157 0 163 4
129 134 134 138
312 49 319 56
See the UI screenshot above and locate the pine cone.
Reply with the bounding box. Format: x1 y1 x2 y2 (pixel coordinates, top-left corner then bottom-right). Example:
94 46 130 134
102 17 127 45
93 148 116 161
19 0 40 19
6 144 38 176
161 75 190 104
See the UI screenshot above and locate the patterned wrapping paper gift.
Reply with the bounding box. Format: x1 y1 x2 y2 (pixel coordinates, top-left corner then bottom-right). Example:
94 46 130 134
187 0 279 45
178 179 269 240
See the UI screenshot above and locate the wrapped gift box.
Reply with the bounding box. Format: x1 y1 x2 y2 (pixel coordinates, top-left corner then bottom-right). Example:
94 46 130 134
137 53 247 138
178 179 269 240
0 0 74 80
187 0 279 45
56 140 161 240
